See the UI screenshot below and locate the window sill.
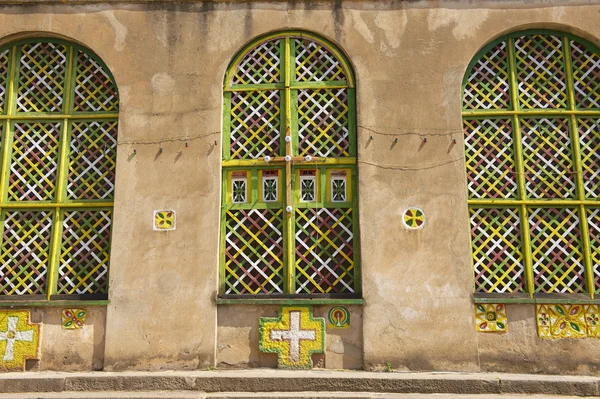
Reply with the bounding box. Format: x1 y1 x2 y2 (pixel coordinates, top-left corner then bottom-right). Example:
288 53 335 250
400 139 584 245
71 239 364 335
473 292 598 304
216 298 364 306
0 299 109 307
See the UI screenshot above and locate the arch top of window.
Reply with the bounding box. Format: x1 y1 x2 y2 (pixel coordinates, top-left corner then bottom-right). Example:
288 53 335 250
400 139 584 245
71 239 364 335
0 36 119 114
462 28 600 112
224 31 355 91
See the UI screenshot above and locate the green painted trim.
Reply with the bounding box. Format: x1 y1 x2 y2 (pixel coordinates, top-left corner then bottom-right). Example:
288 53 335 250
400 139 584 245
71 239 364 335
461 109 600 117
0 300 109 307
217 298 363 305
474 296 600 305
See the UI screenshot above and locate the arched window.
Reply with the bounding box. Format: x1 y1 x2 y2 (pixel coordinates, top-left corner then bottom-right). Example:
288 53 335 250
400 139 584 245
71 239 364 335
0 38 118 300
462 30 600 298
220 31 359 298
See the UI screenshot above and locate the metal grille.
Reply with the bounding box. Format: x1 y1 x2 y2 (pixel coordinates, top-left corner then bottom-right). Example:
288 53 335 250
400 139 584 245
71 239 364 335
0 210 53 295
231 39 282 85
8 122 61 201
16 42 67 112
515 34 567 109
73 50 119 112
298 89 349 157
230 90 281 159
464 118 517 199
470 207 525 293
587 208 600 293
57 210 112 295
295 39 346 82
529 207 585 293
294 208 354 294
570 40 600 109
224 209 284 295
578 117 600 198
521 118 575 199
68 120 118 200
463 42 510 110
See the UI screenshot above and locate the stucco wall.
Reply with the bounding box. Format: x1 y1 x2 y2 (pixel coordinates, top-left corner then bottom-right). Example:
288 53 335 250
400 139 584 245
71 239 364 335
0 0 599 373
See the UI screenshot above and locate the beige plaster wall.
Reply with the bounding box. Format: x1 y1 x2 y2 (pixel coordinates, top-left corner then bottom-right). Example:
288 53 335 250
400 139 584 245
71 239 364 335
27 307 105 371
1 0 599 373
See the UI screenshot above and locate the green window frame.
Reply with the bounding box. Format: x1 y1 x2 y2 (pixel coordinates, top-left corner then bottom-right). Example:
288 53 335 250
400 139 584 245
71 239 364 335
220 31 360 299
462 30 600 301
0 38 119 302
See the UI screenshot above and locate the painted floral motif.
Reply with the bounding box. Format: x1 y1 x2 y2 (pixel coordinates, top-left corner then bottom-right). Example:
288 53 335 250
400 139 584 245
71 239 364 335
259 306 324 369
585 304 600 337
403 207 425 230
153 210 175 231
328 306 350 329
61 309 87 329
0 310 40 371
475 304 507 332
536 304 593 339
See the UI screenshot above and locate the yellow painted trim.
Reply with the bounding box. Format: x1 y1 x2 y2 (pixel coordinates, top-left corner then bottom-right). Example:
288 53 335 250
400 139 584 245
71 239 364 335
468 199 600 206
462 110 600 117
295 168 320 204
223 157 356 168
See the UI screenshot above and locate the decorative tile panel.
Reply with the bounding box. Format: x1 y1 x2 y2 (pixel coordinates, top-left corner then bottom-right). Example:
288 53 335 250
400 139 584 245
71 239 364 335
475 304 507 332
0 310 40 371
259 306 325 369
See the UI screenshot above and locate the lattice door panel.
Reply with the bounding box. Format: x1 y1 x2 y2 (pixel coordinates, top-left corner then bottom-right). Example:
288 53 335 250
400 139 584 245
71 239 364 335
231 39 282 85
470 207 525 293
514 34 567 109
464 118 517 199
8 121 61 201
73 50 119 112
57 210 112 295
294 208 354 294
529 207 585 293
298 89 349 157
521 118 576 199
587 208 600 293
68 120 118 200
229 90 281 159
295 39 346 83
224 209 284 295
570 40 600 109
16 42 67 113
0 49 9 113
0 210 53 295
463 41 511 110
578 117 600 198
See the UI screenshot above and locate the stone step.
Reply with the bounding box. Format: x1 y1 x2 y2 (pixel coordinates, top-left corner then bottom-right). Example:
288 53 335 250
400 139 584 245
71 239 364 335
0 370 597 397
0 393 588 399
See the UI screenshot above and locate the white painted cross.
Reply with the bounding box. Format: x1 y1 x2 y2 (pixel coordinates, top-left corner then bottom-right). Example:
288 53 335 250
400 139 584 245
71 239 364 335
270 311 316 362
0 316 34 361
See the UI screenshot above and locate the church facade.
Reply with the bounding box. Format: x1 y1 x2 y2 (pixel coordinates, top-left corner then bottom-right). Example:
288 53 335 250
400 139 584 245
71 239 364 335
0 0 598 374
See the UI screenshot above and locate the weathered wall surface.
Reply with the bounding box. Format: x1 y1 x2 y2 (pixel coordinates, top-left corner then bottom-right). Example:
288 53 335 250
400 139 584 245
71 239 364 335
0 0 599 373
20 307 105 371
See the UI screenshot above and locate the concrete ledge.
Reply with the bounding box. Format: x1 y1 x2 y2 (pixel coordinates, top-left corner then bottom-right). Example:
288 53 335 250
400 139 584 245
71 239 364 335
0 370 597 397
